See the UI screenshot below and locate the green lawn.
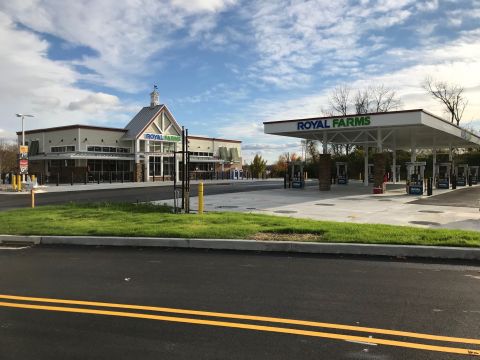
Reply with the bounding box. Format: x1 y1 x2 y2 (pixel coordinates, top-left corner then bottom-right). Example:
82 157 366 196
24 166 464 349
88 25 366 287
0 202 479 247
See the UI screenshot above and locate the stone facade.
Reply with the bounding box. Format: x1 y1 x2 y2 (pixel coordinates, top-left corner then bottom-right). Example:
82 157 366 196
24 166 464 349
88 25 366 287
318 154 332 191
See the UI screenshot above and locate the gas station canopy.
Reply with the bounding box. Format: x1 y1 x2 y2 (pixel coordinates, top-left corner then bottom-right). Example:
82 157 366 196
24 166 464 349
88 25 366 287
263 109 480 149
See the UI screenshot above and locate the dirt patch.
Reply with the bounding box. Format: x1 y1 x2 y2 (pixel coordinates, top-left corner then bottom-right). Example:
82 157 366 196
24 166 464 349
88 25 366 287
250 232 322 242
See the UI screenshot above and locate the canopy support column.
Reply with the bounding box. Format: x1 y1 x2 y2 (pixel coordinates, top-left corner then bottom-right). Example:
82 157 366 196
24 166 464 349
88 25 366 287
411 136 417 162
392 136 397 184
377 128 382 152
322 132 328 154
432 147 437 182
364 145 369 187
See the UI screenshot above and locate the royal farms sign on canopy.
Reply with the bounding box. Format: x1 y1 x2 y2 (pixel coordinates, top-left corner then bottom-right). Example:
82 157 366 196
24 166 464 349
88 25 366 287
297 116 371 130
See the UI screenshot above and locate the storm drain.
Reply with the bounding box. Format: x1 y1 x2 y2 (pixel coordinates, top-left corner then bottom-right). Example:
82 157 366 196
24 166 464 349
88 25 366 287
378 199 392 202
418 210 444 214
274 210 298 214
315 203 335 206
216 205 239 209
409 221 441 226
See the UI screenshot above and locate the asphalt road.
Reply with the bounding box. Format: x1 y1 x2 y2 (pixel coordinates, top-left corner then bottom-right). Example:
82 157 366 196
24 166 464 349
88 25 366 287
0 180 289 211
410 186 480 208
0 246 479 359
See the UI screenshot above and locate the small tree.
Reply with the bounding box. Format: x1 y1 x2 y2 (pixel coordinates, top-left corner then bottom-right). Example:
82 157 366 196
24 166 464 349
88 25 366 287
422 76 468 126
250 154 267 179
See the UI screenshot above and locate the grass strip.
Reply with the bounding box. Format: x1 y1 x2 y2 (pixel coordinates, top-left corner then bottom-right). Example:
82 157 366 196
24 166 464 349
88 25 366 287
0 202 478 247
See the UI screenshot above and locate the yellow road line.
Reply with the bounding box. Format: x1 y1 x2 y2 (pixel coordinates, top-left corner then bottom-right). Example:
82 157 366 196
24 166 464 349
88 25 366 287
0 301 479 356
0 294 479 345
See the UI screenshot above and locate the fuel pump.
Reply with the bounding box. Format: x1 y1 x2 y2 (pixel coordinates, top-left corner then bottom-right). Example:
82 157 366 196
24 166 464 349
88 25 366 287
435 162 451 189
290 161 305 189
455 164 469 186
406 162 426 195
469 166 479 185
336 162 348 184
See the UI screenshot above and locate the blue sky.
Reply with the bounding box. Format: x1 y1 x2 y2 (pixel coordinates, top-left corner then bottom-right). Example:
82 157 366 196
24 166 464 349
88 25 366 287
1 0 480 162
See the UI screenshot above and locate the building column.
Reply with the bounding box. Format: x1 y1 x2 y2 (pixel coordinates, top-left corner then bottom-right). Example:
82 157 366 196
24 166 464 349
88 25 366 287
364 145 369 187
135 139 140 163
432 147 437 182
160 156 164 178
145 141 150 182
322 132 328 154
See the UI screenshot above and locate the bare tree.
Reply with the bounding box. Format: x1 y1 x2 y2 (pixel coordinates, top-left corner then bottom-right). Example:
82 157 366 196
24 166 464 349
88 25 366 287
354 89 370 114
422 76 467 126
326 85 351 116
324 84 401 156
369 84 402 112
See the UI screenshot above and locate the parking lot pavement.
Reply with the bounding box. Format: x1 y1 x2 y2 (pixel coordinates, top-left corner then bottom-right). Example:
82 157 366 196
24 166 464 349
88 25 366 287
155 181 480 231
0 246 479 359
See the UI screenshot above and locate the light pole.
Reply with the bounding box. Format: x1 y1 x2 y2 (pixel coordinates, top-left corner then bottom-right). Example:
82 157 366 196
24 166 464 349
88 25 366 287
16 113 34 181
16 113 34 146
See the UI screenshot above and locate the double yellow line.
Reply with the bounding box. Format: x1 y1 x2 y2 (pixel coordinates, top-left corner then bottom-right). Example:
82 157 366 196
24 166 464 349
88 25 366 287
0 294 479 356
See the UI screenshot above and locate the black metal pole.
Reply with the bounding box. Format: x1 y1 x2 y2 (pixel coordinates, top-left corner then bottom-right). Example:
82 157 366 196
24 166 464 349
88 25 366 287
186 128 190 213
181 126 185 210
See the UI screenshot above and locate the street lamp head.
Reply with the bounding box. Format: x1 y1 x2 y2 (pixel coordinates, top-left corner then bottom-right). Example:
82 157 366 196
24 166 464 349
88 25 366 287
16 113 34 117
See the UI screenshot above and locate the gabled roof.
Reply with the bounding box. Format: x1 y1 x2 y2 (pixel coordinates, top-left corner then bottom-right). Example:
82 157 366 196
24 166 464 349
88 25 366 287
123 104 183 139
123 105 164 139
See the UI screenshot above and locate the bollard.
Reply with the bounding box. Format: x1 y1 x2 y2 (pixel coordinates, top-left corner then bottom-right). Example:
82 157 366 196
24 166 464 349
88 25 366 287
17 175 22 192
31 189 35 208
57 173 60 186
12 174 17 191
85 172 88 185
110 172 112 184
198 182 204 215
71 172 74 186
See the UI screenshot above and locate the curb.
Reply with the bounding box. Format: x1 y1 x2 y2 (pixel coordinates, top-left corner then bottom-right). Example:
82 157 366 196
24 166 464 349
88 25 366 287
1 235 479 260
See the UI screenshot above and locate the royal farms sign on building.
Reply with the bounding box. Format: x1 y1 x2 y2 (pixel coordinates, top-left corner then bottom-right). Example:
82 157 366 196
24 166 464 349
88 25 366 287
297 116 371 130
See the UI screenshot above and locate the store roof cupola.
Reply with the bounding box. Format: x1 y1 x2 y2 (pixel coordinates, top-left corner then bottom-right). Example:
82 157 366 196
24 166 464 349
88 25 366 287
150 85 160 108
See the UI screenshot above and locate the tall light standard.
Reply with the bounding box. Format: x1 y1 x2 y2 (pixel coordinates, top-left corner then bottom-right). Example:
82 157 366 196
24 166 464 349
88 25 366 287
16 113 34 181
16 113 34 146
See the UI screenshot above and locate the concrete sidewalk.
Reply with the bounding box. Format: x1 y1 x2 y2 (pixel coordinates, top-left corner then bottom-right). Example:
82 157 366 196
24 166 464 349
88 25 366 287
155 181 480 232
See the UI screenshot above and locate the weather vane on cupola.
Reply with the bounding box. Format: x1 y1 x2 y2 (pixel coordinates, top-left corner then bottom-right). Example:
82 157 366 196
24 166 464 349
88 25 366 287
150 84 160 108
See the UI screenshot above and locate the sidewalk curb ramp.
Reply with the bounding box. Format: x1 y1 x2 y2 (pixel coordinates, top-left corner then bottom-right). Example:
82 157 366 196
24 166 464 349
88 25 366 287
1 235 479 260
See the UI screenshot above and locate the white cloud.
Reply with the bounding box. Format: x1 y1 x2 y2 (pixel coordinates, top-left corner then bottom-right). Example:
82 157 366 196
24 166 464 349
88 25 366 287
243 0 416 89
416 0 439 12
0 0 238 92
0 12 138 135
67 93 120 112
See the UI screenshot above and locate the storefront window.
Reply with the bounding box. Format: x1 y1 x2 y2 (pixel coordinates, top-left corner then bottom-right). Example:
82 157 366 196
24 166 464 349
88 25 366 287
150 142 162 153
149 156 162 176
163 142 175 153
